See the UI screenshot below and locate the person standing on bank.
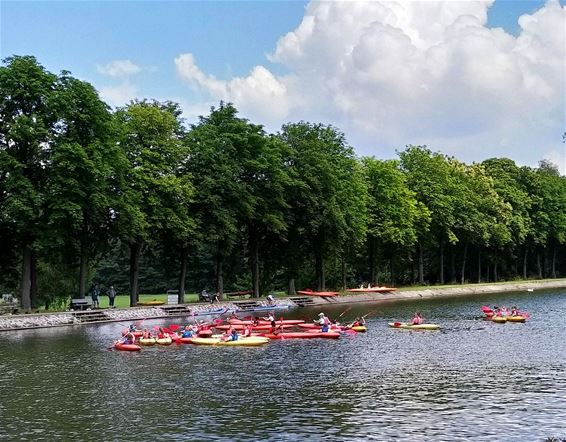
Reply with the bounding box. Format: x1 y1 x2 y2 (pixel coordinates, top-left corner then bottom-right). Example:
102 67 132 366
91 283 100 309
107 285 117 308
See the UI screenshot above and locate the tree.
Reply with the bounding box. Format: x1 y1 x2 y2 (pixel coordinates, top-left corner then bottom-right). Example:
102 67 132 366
0 56 58 309
362 158 430 284
44 74 117 298
279 122 368 290
115 100 192 306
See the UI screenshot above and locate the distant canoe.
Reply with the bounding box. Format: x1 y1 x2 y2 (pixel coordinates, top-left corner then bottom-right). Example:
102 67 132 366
296 289 340 297
346 287 397 293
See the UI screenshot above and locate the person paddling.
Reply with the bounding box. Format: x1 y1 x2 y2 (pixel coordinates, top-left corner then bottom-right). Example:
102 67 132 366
142 328 152 339
411 312 424 325
181 326 194 338
242 324 253 337
315 312 331 332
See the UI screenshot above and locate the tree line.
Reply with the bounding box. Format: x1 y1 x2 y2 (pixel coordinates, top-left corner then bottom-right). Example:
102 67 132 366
1 55 565 309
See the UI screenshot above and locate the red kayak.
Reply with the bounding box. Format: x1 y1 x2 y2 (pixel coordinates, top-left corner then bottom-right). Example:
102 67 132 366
114 342 141 352
214 324 294 331
262 331 340 340
228 319 305 326
197 329 213 337
297 323 344 331
346 287 396 293
297 289 339 297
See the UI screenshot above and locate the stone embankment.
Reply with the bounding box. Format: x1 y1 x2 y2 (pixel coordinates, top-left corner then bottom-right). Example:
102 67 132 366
1 279 564 332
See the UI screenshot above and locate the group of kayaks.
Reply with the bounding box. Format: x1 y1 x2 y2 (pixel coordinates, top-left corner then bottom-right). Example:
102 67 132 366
480 305 529 323
112 318 369 352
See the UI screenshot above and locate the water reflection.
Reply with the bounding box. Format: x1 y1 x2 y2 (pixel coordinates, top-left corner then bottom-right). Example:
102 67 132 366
0 290 565 441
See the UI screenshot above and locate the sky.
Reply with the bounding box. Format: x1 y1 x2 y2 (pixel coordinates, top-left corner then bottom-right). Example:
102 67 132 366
1 0 565 172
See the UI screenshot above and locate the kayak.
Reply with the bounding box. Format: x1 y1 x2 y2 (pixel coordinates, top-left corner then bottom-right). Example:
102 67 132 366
216 337 269 347
297 323 343 330
214 324 294 331
296 290 339 297
178 337 195 344
186 337 269 346
350 326 367 333
507 316 526 323
388 322 440 330
139 337 156 346
262 331 340 339
156 337 173 345
491 317 507 323
197 329 213 337
346 287 397 293
114 342 141 352
228 319 305 326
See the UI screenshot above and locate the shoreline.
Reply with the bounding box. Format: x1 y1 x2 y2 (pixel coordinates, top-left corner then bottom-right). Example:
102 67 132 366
1 279 565 332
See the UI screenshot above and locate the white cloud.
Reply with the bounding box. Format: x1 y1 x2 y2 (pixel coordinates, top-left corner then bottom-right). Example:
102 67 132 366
99 82 137 107
174 0 566 169
97 59 142 77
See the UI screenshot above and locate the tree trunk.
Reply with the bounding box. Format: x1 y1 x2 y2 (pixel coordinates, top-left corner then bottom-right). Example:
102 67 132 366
287 276 296 296
477 247 481 283
368 237 375 284
20 245 32 311
417 241 424 284
341 254 347 290
537 249 542 278
460 242 468 284
315 250 325 291
486 258 490 282
439 238 444 285
79 242 88 299
30 251 38 310
215 251 224 297
523 248 528 279
450 248 456 283
552 245 557 278
249 226 260 298
129 242 141 307
494 261 498 282
389 256 394 285
178 247 188 304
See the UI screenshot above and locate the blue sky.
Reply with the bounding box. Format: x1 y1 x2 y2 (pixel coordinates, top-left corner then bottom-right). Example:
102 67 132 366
1 1 565 170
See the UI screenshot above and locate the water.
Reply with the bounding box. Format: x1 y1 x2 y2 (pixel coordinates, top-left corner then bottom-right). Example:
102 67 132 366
1 290 565 441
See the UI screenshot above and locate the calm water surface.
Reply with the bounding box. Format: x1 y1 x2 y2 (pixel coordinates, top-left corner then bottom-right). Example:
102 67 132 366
1 290 565 441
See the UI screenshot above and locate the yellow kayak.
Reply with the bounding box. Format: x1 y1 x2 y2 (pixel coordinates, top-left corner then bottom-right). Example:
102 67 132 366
350 326 367 333
388 322 440 330
491 317 507 323
188 337 269 346
137 300 165 306
156 337 173 345
506 316 526 323
139 337 156 346
217 337 269 347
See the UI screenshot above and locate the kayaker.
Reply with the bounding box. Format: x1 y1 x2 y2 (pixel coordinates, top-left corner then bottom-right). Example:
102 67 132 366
129 323 137 333
242 324 253 337
142 328 152 339
121 331 136 345
181 326 194 338
315 312 331 332
264 312 276 329
411 312 424 325
157 327 167 339
252 316 260 326
266 294 275 305
511 306 519 316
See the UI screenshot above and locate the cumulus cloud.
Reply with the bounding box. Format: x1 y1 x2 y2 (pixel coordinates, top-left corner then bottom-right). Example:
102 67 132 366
97 59 142 77
175 0 565 168
99 82 137 107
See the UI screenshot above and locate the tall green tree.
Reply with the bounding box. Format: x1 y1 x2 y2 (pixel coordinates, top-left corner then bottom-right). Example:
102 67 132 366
115 100 192 306
362 158 430 284
0 56 58 309
44 74 117 298
279 122 368 290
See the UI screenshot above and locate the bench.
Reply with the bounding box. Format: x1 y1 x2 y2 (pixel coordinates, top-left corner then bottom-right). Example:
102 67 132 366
70 298 92 311
225 291 253 300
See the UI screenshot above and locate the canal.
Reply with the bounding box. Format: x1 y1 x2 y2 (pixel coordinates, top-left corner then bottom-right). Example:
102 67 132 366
1 289 565 441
